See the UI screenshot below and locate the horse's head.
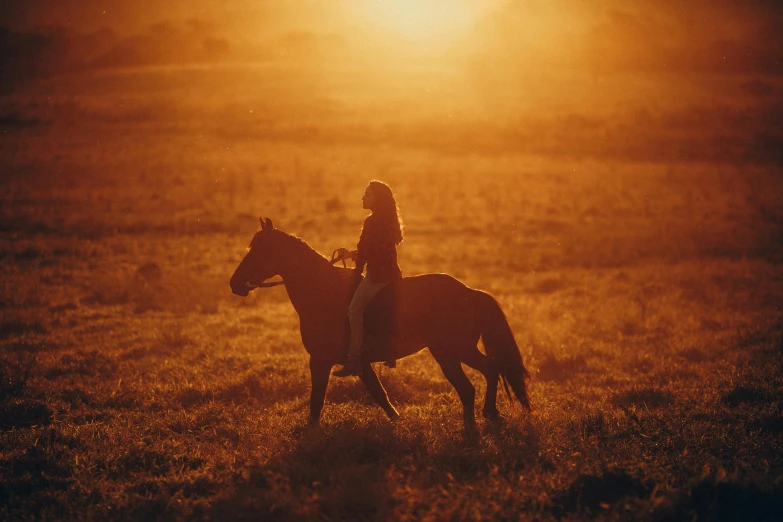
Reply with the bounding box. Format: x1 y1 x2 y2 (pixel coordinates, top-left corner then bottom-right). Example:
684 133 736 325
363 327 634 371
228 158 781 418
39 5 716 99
230 218 283 296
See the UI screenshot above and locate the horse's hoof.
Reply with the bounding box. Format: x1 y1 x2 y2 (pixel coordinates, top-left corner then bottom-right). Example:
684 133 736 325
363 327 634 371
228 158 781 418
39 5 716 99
462 421 479 441
483 410 502 421
386 406 400 420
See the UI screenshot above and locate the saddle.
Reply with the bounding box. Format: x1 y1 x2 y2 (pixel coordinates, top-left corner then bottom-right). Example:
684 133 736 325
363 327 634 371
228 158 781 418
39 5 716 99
345 274 401 367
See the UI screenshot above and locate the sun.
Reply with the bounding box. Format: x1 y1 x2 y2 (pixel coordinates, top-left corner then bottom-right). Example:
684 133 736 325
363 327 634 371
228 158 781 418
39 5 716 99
353 0 486 47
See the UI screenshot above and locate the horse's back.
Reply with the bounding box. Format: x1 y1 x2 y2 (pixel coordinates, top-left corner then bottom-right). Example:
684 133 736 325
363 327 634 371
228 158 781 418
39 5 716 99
367 272 472 318
400 272 468 291
363 272 481 359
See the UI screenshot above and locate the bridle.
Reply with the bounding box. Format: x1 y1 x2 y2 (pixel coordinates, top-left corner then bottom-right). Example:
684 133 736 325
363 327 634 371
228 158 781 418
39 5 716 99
247 249 350 290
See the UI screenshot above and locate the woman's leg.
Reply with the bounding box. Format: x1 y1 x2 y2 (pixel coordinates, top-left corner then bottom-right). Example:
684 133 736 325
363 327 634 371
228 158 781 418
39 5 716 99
335 277 387 376
348 277 388 354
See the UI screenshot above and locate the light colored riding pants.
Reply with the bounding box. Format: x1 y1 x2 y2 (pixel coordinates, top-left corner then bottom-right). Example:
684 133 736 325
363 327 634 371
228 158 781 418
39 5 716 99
347 276 389 357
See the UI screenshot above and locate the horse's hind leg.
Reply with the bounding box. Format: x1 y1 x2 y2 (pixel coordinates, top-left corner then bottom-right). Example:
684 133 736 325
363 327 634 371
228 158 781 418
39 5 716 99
462 346 500 420
431 349 476 428
360 363 399 420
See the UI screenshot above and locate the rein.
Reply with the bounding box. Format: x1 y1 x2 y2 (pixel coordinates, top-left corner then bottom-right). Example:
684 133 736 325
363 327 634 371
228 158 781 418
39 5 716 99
253 280 286 288
250 249 349 290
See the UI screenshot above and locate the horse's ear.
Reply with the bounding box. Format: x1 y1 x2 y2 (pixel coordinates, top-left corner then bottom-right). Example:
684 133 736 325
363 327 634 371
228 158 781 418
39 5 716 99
265 218 274 230
259 217 266 230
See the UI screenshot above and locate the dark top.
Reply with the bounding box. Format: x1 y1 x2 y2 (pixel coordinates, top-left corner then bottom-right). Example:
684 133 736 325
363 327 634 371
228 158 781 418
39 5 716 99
355 214 402 283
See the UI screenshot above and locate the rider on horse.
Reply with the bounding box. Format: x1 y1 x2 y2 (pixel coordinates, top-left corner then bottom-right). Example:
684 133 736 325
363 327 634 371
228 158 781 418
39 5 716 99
332 180 404 377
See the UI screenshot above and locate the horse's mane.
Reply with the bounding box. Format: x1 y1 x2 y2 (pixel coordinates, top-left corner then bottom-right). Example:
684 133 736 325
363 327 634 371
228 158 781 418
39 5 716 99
275 229 332 269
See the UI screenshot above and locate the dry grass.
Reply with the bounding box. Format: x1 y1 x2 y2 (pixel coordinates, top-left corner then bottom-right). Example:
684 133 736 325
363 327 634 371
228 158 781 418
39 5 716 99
1 66 782 520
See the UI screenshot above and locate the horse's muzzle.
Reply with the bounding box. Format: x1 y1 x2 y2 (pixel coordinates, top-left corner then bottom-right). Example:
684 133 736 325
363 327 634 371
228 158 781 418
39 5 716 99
230 281 252 297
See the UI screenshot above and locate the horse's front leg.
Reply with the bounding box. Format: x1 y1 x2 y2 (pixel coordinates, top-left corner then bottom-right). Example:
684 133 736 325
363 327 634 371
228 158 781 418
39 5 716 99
360 363 400 420
309 358 332 425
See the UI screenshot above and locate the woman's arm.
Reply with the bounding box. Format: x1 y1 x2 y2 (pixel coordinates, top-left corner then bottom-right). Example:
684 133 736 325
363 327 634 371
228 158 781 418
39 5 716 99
334 248 357 261
354 245 366 274
354 215 375 274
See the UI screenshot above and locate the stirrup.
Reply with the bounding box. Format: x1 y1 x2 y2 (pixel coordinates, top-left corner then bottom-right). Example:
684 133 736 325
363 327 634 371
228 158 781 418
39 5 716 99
332 360 363 377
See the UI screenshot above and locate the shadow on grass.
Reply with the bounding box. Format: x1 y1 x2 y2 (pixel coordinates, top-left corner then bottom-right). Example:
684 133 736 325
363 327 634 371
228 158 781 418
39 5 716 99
0 342 38 400
751 414 783 434
656 476 783 522
0 399 52 429
0 432 75 519
551 468 653 517
208 415 540 521
207 422 403 521
721 385 773 407
0 319 47 340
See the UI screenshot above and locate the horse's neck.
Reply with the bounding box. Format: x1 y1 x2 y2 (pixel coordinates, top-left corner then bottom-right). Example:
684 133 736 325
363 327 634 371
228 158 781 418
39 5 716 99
279 247 340 316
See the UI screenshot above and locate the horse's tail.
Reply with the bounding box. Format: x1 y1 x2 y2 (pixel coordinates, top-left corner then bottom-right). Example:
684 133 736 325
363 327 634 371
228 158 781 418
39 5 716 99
473 290 532 412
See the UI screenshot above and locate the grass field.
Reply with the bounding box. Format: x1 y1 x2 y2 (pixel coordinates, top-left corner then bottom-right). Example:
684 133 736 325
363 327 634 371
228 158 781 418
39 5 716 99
1 63 782 520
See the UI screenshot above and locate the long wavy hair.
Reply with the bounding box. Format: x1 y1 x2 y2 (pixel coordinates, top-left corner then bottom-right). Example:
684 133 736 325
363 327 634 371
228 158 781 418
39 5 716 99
369 180 403 245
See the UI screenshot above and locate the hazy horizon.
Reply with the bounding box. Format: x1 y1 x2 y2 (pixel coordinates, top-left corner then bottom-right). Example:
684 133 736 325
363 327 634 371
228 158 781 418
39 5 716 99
2 0 781 74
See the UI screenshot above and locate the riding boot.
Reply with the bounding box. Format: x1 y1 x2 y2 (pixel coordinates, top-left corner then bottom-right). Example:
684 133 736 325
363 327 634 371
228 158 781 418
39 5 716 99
332 352 363 377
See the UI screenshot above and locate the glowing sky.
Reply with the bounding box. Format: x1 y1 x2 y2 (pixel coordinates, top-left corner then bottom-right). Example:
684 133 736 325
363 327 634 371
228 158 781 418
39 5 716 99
1 0 781 76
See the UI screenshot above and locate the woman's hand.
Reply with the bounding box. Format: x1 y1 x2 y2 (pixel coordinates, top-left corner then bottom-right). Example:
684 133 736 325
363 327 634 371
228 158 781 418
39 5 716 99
335 248 355 261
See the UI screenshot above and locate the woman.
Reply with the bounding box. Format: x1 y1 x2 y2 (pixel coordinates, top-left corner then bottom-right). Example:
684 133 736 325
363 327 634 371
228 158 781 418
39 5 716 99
332 180 404 377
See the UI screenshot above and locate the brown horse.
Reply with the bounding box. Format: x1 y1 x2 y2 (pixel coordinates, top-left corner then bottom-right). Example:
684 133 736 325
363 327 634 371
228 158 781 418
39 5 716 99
230 218 532 428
